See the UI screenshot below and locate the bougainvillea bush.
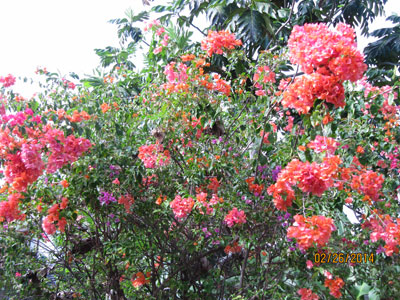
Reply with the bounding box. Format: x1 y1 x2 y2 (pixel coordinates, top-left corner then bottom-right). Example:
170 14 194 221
0 12 400 300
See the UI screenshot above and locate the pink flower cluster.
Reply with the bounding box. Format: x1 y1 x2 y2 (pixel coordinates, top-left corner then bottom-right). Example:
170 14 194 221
369 215 400 256
253 65 276 96
170 195 194 220
144 19 169 54
224 207 246 227
283 23 367 114
0 109 91 223
201 30 242 57
138 142 170 169
307 135 340 156
288 23 366 81
164 62 188 84
0 74 16 87
62 78 76 89
196 192 220 215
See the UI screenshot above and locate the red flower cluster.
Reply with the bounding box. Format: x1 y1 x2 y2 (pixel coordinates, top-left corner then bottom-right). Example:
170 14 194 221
201 30 242 57
224 207 246 228
138 142 170 169
267 156 341 211
369 214 400 256
297 288 319 300
283 23 366 114
287 215 336 250
170 195 194 220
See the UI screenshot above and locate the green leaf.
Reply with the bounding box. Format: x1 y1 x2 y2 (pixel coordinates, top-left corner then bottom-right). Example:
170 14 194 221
355 282 371 299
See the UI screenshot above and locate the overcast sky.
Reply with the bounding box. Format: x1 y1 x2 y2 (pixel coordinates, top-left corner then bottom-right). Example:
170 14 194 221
0 0 399 96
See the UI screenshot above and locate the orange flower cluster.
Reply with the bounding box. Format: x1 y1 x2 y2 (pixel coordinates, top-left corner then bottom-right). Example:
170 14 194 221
324 274 344 299
297 288 319 300
351 170 384 202
224 241 242 255
42 197 69 235
0 193 24 223
131 271 150 288
282 73 345 114
201 30 242 57
118 194 134 213
267 156 341 211
49 109 92 122
287 215 336 250
245 177 264 196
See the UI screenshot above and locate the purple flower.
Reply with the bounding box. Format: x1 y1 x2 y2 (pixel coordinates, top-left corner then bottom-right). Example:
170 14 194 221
245 199 253 205
363 240 369 245
376 245 385 254
289 247 296 252
98 191 117 206
284 212 291 220
214 228 220 233
277 216 283 222
272 165 281 182
202 228 212 238
211 139 217 144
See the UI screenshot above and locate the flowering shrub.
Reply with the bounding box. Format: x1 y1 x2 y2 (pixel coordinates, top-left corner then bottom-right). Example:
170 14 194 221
0 11 399 300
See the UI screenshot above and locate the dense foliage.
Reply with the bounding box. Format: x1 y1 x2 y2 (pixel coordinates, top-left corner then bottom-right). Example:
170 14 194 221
0 3 400 300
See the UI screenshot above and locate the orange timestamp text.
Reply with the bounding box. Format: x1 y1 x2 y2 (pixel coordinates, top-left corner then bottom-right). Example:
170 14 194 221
314 252 374 264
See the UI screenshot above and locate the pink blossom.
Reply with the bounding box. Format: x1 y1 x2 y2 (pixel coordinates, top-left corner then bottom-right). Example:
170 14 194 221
0 74 16 87
224 207 246 227
170 195 194 220
153 46 163 54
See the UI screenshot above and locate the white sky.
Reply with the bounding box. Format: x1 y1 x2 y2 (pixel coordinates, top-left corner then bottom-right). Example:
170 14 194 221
0 0 399 96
